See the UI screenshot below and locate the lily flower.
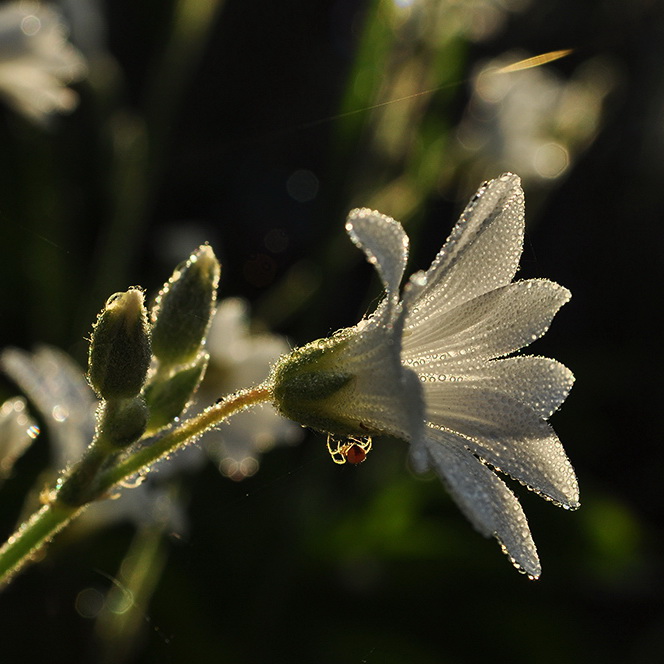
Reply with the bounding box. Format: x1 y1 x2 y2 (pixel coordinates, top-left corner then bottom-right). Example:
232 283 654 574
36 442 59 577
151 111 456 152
272 173 578 578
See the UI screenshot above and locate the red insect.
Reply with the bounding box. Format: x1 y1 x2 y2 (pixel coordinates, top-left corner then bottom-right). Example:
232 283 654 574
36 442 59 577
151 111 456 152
326 436 373 465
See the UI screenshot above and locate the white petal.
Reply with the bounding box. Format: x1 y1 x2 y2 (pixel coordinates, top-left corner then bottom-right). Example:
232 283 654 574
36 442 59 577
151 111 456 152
423 383 579 508
346 208 409 302
420 429 541 578
460 356 574 419
339 317 424 442
0 345 96 468
403 279 570 367
405 173 524 314
0 397 37 477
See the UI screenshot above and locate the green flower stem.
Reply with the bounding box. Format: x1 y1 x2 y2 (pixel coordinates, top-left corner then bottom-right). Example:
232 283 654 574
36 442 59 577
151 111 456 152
0 502 84 587
95 385 272 494
0 385 272 587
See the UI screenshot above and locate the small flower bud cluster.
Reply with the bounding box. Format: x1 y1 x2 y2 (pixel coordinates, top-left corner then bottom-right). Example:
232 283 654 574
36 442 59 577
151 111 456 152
57 246 221 507
86 245 220 444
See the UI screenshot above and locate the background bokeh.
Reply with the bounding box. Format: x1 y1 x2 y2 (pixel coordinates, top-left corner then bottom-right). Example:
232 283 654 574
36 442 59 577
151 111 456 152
1 0 663 662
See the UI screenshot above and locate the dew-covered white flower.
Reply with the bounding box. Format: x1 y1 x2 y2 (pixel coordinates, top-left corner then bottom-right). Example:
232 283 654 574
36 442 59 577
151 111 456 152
0 1 87 124
198 298 302 480
272 173 577 578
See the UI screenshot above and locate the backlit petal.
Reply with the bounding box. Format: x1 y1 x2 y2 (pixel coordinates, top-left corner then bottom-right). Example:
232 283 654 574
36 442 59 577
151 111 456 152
340 311 424 442
346 208 409 305
423 383 579 508
421 428 541 578
460 356 574 418
404 173 524 314
403 279 570 367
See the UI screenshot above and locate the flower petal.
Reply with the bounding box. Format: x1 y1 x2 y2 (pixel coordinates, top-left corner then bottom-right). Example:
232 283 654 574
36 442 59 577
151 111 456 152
339 317 424 442
422 382 579 508
346 208 409 304
404 173 524 314
460 356 574 419
417 428 541 578
1 345 96 468
403 279 570 367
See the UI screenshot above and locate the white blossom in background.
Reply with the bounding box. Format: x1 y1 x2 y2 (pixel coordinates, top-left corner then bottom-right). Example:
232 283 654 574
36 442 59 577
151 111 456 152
273 173 577 578
0 397 39 481
456 52 614 183
0 1 87 124
391 0 530 44
0 345 186 532
198 298 302 481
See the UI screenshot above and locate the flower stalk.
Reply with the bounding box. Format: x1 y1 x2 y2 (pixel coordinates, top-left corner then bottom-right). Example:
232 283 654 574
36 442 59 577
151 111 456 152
0 384 272 587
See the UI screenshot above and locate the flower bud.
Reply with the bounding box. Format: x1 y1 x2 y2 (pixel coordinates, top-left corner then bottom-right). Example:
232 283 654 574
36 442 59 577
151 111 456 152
97 396 148 448
151 245 220 367
88 289 151 400
143 354 208 434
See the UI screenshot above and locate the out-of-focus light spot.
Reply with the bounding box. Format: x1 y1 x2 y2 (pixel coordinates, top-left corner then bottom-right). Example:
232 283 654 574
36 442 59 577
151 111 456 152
243 253 277 288
21 15 41 36
393 0 415 7
51 404 69 422
475 68 509 103
27 425 40 439
75 587 105 619
286 169 319 203
11 400 26 414
534 142 569 178
219 456 259 481
264 228 289 253
466 6 502 42
107 588 134 615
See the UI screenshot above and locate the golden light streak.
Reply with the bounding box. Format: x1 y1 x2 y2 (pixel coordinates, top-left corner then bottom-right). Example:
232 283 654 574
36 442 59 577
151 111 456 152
496 49 574 74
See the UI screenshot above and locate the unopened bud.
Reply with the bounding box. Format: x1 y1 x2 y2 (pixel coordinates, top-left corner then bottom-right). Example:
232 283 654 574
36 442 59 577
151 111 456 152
151 245 220 367
88 288 151 400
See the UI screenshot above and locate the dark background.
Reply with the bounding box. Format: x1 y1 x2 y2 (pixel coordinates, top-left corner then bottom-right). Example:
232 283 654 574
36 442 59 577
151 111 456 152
1 0 663 662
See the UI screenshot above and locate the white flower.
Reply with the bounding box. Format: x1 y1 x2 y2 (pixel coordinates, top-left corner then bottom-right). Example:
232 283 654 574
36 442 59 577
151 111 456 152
0 1 87 124
272 173 577 578
0 397 38 481
198 298 302 480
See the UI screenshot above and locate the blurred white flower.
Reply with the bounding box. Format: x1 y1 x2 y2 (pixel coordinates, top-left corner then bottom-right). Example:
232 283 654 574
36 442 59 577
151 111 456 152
0 345 185 532
456 52 614 183
198 298 302 481
0 397 39 481
391 0 530 44
273 173 577 578
0 1 87 124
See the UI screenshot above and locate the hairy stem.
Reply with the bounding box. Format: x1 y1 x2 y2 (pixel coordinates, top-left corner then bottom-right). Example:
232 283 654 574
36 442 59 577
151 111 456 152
0 385 272 587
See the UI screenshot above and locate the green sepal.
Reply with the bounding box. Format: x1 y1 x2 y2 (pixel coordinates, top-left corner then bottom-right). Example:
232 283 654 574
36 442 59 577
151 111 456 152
271 334 366 437
143 354 208 434
150 245 220 367
87 289 152 400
